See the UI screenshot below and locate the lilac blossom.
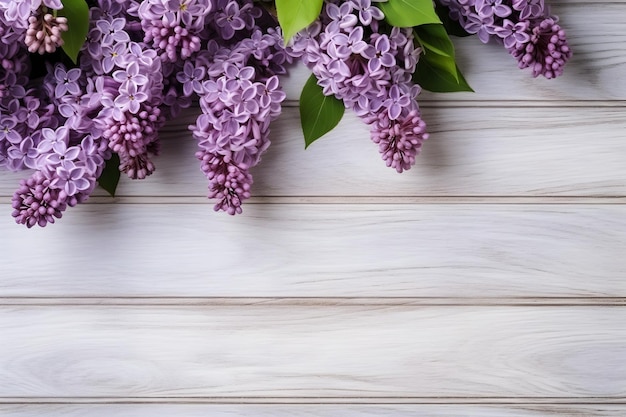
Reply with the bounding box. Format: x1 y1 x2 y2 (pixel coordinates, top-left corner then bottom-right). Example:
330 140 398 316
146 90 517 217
1 0 570 227
176 61 206 96
96 18 130 46
52 165 91 197
12 171 68 228
438 0 571 77
53 66 82 98
287 0 428 172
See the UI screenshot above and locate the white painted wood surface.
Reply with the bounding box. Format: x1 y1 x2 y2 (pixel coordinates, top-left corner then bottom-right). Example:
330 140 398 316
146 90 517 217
1 1 625 415
3 405 626 417
2 306 625 398
1 205 625 297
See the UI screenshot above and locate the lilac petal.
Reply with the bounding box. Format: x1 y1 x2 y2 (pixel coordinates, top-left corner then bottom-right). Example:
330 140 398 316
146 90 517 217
381 53 395 67
388 103 402 120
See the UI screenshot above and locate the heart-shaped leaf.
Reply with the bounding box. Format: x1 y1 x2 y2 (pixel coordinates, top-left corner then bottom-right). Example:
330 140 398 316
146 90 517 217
299 74 345 148
275 0 324 43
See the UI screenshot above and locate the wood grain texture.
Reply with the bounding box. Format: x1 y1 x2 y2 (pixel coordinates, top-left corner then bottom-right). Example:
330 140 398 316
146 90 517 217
3 107 625 199
0 204 625 298
280 3 626 101
0 2 624 414
2 404 626 416
1 306 625 398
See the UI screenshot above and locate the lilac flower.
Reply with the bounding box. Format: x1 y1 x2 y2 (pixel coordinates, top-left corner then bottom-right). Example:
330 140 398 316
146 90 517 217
464 12 497 43
166 0 208 28
42 139 81 167
512 0 545 20
0 71 27 99
113 61 149 89
114 83 148 114
214 0 248 40
7 136 37 170
365 35 396 73
287 21 322 63
127 41 156 66
496 19 530 49
90 0 124 21
58 99 84 131
176 61 206 96
0 115 21 144
223 64 255 90
2 1 33 28
52 165 90 197
78 135 105 175
22 96 42 129
326 2 358 30
96 18 130 46
476 0 512 18
351 0 384 26
258 76 286 114
384 85 411 120
101 42 128 73
53 66 81 98
37 126 70 153
328 26 368 59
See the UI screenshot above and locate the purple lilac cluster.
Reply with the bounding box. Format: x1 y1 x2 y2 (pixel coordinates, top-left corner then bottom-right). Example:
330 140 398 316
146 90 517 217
84 1 166 181
138 0 289 214
1 0 289 226
2 0 165 227
0 0 105 227
287 0 428 173
438 0 571 78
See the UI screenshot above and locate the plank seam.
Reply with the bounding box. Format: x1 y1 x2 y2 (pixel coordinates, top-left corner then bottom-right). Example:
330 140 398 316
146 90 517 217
1 297 626 306
2 397 626 405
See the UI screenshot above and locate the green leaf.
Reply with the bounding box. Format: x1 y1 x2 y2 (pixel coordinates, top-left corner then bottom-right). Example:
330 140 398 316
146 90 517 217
378 0 441 28
414 23 455 58
98 154 121 197
435 2 471 37
299 74 345 148
414 55 473 93
275 0 324 43
58 0 90 64
414 24 458 81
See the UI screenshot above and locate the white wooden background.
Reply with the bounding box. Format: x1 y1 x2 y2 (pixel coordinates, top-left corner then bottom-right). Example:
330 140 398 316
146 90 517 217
1 2 626 416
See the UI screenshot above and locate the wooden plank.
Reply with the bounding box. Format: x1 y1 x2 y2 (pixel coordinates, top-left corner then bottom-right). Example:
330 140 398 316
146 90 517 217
2 404 626 416
280 4 626 101
0 204 625 297
0 306 625 398
3 107 624 198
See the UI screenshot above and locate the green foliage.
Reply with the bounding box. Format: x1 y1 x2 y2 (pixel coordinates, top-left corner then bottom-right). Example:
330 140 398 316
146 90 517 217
413 24 473 92
378 0 441 28
58 0 90 64
275 0 324 43
299 74 345 148
98 154 121 197
414 56 473 92
415 24 456 61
